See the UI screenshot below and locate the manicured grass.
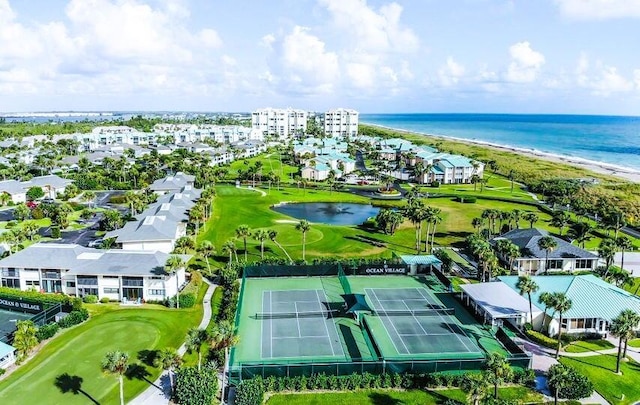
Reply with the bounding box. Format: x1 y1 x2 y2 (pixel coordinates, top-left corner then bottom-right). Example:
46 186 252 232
0 301 204 404
182 285 223 367
265 387 543 405
560 354 640 405
622 278 640 296
201 185 556 267
227 152 299 180
628 339 640 348
564 340 615 353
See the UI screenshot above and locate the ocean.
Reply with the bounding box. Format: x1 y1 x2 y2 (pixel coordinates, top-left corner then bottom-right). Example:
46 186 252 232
361 114 640 172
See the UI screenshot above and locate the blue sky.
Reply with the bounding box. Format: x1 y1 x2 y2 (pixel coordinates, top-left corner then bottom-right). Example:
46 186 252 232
1 0 639 114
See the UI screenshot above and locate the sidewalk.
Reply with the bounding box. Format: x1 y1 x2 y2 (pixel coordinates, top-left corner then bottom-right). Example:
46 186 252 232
130 279 217 405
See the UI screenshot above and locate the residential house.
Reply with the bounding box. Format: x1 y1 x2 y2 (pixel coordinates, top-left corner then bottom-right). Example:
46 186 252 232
491 228 598 275
23 175 74 199
0 243 188 301
0 180 26 204
0 342 16 370
149 172 196 195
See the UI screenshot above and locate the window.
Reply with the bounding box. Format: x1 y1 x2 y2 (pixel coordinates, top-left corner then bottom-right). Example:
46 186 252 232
546 260 563 269
585 318 594 329
103 276 119 279
575 259 593 269
1 279 20 288
103 288 119 294
149 289 165 296
26 280 40 287
149 276 163 280
66 281 76 288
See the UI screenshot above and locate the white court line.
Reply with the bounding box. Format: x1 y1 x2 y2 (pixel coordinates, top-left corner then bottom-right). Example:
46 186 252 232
401 300 430 336
367 288 410 355
272 335 333 339
416 288 473 353
270 290 274 358
294 302 302 338
260 290 264 359
397 332 450 337
315 289 336 356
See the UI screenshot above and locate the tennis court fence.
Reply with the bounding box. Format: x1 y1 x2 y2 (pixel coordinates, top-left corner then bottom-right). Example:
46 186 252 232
229 354 532 383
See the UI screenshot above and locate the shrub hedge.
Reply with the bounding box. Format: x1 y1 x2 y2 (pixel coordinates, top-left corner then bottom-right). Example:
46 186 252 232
35 322 60 342
83 295 98 304
0 287 81 311
547 365 593 399
526 329 558 349
58 308 89 328
178 293 196 309
173 363 219 405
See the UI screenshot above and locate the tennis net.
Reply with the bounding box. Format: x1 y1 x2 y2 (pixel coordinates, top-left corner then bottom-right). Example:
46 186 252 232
255 310 339 319
373 307 455 317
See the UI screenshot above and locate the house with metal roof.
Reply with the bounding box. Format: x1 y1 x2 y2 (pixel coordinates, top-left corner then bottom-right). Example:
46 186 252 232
0 243 188 302
491 228 598 275
500 275 640 336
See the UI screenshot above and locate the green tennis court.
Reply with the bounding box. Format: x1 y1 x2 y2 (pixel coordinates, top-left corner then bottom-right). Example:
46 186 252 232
364 287 481 357
0 309 32 341
260 289 345 359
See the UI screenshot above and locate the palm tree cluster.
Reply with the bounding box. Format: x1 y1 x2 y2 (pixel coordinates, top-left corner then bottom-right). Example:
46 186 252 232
375 208 404 235
466 234 500 282
610 309 640 374
472 208 538 238
459 353 513 404
403 197 442 254
537 292 572 358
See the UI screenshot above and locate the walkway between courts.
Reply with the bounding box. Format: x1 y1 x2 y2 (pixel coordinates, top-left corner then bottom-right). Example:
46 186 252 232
130 279 217 405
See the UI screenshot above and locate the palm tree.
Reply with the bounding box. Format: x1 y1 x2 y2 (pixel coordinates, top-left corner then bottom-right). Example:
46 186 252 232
295 220 311 261
197 241 216 274
598 238 618 278
185 327 208 372
253 229 270 260
471 217 484 234
511 209 522 230
101 351 129 405
484 353 513 399
550 210 570 236
460 373 489 405
516 276 539 324
547 364 572 405
495 239 520 272
165 255 185 309
268 230 292 263
537 236 558 275
222 239 237 265
124 190 139 215
81 190 96 208
12 320 38 361
173 236 195 254
616 237 634 274
428 208 442 253
621 309 640 358
568 222 593 248
235 224 251 261
155 348 181 395
189 204 205 240
538 292 554 333
551 292 572 358
523 212 539 229
610 311 634 374
209 320 239 405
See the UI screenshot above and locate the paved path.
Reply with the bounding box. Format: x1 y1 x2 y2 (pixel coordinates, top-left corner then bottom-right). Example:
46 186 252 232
130 279 217 405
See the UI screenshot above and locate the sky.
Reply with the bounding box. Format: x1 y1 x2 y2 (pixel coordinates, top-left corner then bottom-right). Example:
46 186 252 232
1 0 639 115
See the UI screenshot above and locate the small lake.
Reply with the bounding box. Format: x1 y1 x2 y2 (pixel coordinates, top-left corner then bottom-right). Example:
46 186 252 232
272 203 380 225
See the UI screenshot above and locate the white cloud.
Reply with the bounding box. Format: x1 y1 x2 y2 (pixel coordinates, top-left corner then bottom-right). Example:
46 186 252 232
505 41 545 83
555 0 640 19
438 57 466 87
574 55 636 95
264 26 339 95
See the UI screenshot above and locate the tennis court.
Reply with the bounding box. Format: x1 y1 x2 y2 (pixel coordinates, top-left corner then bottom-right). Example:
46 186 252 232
0 309 32 342
260 289 345 359
364 287 481 357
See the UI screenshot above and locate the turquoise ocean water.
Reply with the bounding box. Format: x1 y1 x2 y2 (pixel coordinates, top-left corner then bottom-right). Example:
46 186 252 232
361 114 640 171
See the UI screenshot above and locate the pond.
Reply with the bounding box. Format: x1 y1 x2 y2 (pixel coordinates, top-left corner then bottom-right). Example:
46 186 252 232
272 202 380 226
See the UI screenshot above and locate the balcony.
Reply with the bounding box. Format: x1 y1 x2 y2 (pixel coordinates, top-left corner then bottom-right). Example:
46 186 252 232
1 270 19 277
42 272 61 280
122 279 144 287
77 278 98 286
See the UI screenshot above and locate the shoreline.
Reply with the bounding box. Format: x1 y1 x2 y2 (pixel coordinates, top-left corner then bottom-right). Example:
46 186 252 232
364 123 640 184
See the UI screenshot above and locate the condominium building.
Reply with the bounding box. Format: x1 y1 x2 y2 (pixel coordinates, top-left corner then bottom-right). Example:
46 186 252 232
251 108 308 139
324 108 359 137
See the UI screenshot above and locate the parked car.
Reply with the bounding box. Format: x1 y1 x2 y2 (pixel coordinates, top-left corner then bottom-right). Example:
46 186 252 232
88 239 104 248
42 197 55 204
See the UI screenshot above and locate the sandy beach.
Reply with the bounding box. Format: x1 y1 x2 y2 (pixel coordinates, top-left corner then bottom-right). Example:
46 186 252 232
368 124 640 184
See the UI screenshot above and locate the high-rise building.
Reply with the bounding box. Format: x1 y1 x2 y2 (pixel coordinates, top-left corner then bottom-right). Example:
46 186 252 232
324 108 359 137
251 108 308 139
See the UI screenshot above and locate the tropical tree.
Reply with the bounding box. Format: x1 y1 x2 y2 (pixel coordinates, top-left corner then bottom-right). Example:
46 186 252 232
173 236 195 254
22 220 40 241
185 327 208 372
0 192 11 206
537 236 558 274
253 229 270 260
460 373 489 405
550 211 571 236
551 292 572 358
295 220 311 261
621 309 640 358
208 320 239 405
547 364 572 405
538 292 554 332
428 207 442 253
568 222 593 248
616 236 634 274
189 204 205 240
222 239 237 265
484 353 513 399
165 255 185 309
516 276 539 324
81 190 96 208
12 320 38 361
197 241 215 274
610 311 633 374
495 239 520 272
511 209 523 230
523 212 539 229
13 203 31 222
268 230 292 263
101 351 129 405
471 217 484 234
155 347 182 395
598 238 618 278
235 224 251 261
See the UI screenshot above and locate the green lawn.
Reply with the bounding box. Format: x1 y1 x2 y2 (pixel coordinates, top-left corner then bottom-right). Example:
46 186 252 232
0 289 205 404
622 278 640 296
200 185 556 267
227 152 299 180
564 340 615 353
265 387 542 405
628 339 640 348
560 354 640 405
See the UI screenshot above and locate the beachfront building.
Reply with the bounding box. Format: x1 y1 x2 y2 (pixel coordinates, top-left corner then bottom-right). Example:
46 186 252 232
416 152 484 184
491 228 598 275
154 124 263 144
0 243 188 301
324 108 359 138
251 108 308 139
